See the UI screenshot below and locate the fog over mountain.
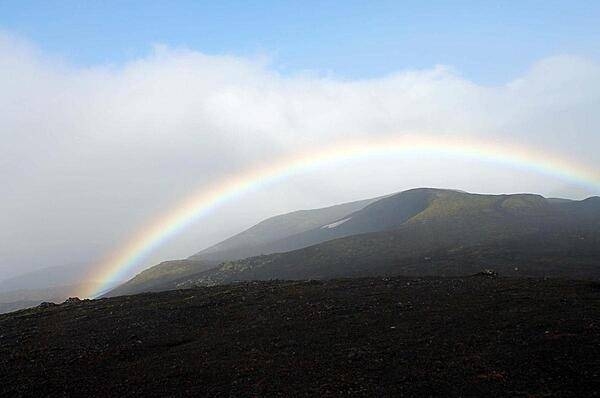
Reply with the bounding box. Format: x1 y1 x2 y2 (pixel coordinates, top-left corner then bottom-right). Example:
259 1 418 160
1 31 600 282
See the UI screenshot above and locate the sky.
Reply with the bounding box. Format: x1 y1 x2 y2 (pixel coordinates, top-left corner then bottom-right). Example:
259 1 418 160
2 1 600 83
1 1 600 284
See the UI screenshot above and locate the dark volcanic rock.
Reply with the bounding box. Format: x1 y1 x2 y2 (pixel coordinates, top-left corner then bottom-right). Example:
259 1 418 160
63 297 81 304
0 277 599 397
472 269 499 278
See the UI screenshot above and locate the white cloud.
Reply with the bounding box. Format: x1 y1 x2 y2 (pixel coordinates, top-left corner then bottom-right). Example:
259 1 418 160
1 32 599 281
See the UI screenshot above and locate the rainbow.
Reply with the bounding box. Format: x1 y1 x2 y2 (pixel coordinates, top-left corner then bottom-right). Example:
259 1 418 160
81 135 600 297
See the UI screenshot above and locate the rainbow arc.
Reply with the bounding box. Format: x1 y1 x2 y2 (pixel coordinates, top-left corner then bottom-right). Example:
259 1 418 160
81 135 600 298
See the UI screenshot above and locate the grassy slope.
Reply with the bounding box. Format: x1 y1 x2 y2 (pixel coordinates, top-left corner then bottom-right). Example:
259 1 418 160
106 259 212 297
108 189 600 296
161 191 600 290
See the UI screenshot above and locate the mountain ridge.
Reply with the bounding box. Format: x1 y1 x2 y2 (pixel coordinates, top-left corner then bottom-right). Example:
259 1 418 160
108 195 380 296
106 188 600 297
190 196 380 262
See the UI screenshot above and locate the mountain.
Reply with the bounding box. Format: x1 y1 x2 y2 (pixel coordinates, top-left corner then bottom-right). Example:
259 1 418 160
0 283 97 314
2 277 599 396
148 189 600 292
0 265 101 313
106 259 212 297
190 196 379 262
193 188 437 260
0 264 90 292
0 300 43 315
108 196 378 296
107 188 600 297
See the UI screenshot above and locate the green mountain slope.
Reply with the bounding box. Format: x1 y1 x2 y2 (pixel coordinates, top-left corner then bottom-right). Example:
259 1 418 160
151 190 600 291
221 188 441 257
106 188 600 297
104 259 211 297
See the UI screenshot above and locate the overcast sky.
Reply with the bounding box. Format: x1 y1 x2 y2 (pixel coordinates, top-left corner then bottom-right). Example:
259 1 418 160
1 2 599 282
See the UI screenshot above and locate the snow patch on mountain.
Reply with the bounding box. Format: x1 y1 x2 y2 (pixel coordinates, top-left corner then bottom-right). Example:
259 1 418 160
321 217 352 229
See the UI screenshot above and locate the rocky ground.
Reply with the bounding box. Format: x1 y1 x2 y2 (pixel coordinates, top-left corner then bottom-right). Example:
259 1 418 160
1 276 599 397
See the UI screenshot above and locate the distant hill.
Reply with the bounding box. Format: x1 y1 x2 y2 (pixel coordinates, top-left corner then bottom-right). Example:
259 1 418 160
0 300 43 315
0 264 90 292
105 259 212 298
197 188 438 260
0 283 97 314
108 196 378 296
106 188 600 297
0 265 102 313
190 196 379 262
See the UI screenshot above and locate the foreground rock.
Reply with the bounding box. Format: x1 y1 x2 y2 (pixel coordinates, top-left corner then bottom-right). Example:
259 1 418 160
1 277 599 397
